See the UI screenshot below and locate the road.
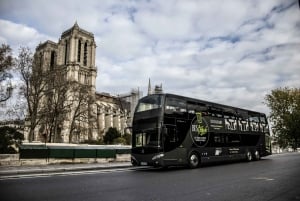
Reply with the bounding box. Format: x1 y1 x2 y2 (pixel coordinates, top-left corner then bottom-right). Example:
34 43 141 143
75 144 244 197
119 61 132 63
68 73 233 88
1 153 300 201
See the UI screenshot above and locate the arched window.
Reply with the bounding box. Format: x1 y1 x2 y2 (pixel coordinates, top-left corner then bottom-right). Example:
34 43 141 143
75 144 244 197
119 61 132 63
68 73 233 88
40 52 43 67
77 39 81 62
50 51 55 70
85 73 89 85
83 41 88 66
64 40 68 65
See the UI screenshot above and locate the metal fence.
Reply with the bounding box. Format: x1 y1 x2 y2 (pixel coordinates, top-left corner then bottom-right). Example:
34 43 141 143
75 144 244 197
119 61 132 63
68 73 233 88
19 144 131 159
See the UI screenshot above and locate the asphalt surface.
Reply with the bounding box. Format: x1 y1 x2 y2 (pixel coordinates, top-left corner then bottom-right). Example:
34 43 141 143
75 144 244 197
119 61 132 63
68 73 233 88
1 153 300 201
0 162 132 176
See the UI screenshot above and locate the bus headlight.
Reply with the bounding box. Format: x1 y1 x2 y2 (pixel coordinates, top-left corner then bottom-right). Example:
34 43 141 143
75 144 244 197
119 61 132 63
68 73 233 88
152 153 164 160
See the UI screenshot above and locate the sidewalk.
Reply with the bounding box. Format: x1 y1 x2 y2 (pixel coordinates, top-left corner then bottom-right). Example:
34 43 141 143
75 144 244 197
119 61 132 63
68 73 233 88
0 162 132 176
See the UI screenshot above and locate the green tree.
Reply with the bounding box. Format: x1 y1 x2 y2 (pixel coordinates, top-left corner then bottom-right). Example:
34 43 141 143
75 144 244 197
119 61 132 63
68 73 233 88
122 133 132 145
0 126 24 154
103 127 121 144
112 133 131 145
113 137 127 145
265 87 300 149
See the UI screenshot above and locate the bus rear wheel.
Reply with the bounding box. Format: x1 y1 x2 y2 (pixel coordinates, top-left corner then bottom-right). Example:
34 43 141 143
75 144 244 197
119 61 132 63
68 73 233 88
188 152 200 168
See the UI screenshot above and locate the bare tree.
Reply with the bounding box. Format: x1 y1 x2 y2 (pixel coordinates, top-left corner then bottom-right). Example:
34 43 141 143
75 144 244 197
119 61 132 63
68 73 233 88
6 95 27 120
40 67 72 142
16 47 48 141
0 44 13 103
15 46 90 143
68 83 94 143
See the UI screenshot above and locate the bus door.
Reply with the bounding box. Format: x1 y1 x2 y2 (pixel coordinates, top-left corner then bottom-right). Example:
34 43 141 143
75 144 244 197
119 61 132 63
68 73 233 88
175 118 189 164
163 119 188 165
163 124 180 165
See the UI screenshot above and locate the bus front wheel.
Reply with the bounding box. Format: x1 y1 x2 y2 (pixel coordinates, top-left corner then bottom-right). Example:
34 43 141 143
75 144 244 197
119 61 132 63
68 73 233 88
246 151 252 161
188 152 200 168
254 150 260 161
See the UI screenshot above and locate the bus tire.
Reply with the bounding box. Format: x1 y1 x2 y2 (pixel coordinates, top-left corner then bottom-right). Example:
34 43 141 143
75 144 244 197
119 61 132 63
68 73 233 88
246 151 252 162
254 150 260 161
188 152 200 168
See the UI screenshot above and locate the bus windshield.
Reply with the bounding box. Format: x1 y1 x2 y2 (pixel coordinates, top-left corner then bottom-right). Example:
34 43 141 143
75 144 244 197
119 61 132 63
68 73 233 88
134 128 161 148
136 95 163 112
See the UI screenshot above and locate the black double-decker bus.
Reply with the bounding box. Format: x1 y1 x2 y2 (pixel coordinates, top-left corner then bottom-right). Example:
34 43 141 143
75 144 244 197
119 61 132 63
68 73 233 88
131 93 271 168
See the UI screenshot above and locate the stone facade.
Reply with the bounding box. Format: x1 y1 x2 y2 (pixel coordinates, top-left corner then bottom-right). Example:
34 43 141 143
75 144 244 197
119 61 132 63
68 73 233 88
24 23 141 143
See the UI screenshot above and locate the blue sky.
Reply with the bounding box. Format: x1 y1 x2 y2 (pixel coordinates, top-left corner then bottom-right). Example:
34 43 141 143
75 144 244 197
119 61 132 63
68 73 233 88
0 0 299 114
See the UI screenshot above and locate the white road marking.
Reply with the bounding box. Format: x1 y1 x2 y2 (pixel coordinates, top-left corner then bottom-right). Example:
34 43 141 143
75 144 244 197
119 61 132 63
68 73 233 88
252 177 275 181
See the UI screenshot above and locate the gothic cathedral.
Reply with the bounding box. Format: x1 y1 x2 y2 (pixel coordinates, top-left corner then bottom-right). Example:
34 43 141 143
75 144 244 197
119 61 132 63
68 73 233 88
26 22 97 143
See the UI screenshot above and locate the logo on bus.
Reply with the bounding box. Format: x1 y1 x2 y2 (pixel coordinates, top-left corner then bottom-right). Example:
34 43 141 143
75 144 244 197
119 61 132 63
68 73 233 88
190 112 209 146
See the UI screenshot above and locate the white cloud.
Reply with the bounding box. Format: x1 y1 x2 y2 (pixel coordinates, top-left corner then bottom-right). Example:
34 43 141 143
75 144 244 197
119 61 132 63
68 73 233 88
0 0 299 115
98 13 151 61
0 19 53 53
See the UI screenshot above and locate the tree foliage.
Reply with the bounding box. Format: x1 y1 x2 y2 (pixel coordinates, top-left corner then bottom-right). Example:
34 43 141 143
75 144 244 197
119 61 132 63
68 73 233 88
0 44 14 103
265 87 300 149
103 127 121 144
122 133 132 145
0 126 24 154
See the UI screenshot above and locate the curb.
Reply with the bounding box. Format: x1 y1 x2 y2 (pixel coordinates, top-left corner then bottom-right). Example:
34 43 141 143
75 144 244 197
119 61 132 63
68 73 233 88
0 163 132 176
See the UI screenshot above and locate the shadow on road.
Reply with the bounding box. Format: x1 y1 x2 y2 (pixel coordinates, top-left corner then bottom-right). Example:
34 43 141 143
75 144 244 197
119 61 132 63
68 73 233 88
132 158 272 173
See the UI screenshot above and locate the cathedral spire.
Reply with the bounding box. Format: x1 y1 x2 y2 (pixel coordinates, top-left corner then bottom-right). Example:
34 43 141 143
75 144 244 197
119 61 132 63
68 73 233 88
148 78 152 95
73 21 79 28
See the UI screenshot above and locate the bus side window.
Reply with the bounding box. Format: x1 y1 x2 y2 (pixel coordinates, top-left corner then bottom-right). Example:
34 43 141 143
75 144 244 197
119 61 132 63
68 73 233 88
224 115 237 131
223 108 237 131
249 113 259 123
237 110 248 120
187 102 208 119
260 115 269 133
260 115 267 124
165 98 187 114
209 107 223 118
237 110 249 131
249 112 260 132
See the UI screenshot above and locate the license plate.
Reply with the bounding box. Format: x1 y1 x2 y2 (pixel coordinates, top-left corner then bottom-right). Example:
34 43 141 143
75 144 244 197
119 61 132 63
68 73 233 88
140 162 148 166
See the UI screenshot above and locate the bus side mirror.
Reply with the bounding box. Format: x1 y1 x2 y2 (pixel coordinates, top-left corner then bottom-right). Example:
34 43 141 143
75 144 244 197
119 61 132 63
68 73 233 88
124 127 132 134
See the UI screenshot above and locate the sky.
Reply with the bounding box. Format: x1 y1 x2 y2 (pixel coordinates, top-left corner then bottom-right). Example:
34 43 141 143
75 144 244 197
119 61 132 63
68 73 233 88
0 0 300 115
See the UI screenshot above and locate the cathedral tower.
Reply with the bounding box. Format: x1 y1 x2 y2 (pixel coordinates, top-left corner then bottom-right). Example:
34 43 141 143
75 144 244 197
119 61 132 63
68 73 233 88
31 23 98 143
59 22 97 92
58 22 98 142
